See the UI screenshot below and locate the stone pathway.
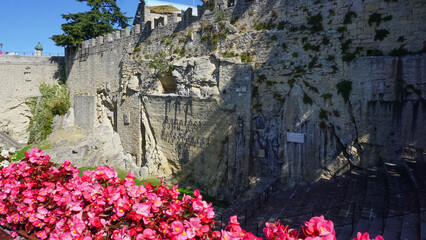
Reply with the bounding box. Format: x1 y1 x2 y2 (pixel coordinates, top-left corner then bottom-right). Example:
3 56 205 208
221 156 425 240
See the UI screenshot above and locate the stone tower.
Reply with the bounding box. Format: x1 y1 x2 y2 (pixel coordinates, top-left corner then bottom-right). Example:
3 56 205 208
35 42 43 56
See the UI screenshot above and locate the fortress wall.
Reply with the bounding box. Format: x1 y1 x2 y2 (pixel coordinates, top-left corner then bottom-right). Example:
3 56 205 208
248 0 425 54
61 0 426 197
0 55 64 143
0 55 64 101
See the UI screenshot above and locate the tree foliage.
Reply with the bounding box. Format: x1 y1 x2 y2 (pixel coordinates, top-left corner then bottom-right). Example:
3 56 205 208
51 0 131 47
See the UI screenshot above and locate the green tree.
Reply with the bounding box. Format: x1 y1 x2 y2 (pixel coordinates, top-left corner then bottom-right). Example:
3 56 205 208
51 0 131 47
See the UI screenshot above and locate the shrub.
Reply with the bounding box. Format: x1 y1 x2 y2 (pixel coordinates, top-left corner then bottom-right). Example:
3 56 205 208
374 29 389 41
303 93 313 105
367 49 384 56
240 52 253 62
389 45 411 56
27 83 70 144
224 51 236 58
343 11 357 25
336 80 352 103
306 12 323 33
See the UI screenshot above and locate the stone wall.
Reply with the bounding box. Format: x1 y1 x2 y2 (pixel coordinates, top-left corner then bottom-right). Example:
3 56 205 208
0 55 64 143
63 0 426 199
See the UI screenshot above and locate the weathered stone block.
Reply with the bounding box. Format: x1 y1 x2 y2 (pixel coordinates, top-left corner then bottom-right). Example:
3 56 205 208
74 96 97 132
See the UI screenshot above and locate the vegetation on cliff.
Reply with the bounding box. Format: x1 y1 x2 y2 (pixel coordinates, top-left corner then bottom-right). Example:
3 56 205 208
26 83 70 144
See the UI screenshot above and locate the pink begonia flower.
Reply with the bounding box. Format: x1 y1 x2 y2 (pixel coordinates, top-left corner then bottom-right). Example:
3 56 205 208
303 215 335 239
133 202 152 217
28 213 38 223
230 215 239 225
176 229 191 240
36 230 48 240
192 200 205 211
142 228 156 239
0 203 6 214
172 221 184 235
59 232 73 240
353 232 384 240
221 230 231 240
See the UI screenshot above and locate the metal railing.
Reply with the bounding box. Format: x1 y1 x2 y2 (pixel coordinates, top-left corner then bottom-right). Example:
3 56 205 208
0 52 64 56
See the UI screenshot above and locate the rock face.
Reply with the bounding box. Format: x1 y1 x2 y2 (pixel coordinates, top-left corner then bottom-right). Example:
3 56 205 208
45 110 139 175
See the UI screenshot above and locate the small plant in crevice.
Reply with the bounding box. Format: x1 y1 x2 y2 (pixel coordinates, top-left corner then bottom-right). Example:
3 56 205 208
308 56 319 69
150 50 173 77
406 84 421 96
257 74 267 83
341 39 352 54
333 110 340 117
273 92 286 103
389 45 411 56
368 13 392 27
336 26 347 35
303 93 313 105
367 49 384 56
277 21 288 30
374 29 389 41
319 109 328 120
282 43 288 51
306 12 323 33
321 93 333 100
320 121 327 129
321 36 330 45
336 80 352 103
292 52 299 58
224 51 236 58
240 52 253 62
289 26 299 32
288 78 296 88
343 11 357 25
326 55 335 61
252 86 259 98
303 80 319 93
214 10 227 22
303 42 321 52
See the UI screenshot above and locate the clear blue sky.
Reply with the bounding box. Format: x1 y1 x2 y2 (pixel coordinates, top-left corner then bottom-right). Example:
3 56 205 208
0 0 202 56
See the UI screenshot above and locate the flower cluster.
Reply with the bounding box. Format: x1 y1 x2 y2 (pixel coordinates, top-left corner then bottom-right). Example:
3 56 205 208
0 148 384 240
0 143 16 169
0 148 216 239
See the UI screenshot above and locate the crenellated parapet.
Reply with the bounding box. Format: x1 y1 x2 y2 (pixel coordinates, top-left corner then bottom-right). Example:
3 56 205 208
71 0 258 59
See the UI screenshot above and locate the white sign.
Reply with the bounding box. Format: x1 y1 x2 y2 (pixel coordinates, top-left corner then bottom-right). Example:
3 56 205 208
287 132 304 143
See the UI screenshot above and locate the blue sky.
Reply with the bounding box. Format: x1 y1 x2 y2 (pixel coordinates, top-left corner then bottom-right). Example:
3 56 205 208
0 0 202 56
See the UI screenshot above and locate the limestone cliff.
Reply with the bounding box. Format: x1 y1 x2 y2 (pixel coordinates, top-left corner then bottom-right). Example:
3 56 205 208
58 0 426 200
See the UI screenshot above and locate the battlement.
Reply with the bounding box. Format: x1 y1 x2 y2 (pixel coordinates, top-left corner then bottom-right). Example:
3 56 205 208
72 0 258 58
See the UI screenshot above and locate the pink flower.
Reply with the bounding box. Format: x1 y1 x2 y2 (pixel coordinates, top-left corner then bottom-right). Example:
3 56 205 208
353 232 384 240
303 215 335 239
143 228 156 239
133 202 152 217
36 230 47 239
230 215 239 225
171 221 184 235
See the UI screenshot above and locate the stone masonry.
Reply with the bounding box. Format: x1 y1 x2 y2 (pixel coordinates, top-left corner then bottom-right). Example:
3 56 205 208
10 0 425 200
